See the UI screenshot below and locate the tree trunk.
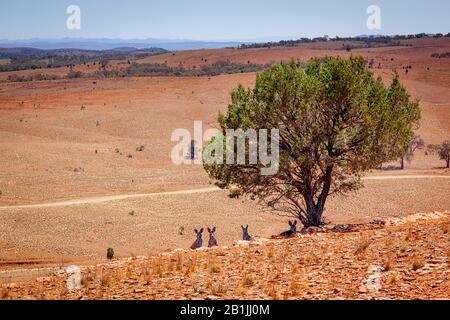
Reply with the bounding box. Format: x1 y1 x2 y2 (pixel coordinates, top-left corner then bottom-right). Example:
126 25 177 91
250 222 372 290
400 157 405 170
306 206 324 227
447 156 450 168
302 166 333 227
304 195 318 227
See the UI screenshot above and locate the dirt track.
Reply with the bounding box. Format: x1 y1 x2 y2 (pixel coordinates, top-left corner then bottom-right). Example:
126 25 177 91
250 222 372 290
0 187 219 209
0 175 449 210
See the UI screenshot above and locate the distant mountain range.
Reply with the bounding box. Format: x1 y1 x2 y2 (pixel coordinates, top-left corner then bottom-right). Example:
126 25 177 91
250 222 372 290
1 33 447 56
0 38 246 51
0 47 167 59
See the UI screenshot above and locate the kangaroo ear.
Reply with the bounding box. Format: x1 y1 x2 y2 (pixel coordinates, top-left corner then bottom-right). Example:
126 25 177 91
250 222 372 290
241 225 245 230
199 228 204 233
194 229 198 234
207 227 211 233
293 220 298 226
288 221 292 226
212 227 216 232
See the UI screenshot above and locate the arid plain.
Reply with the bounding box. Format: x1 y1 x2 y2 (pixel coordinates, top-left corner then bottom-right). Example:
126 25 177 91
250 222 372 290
0 37 449 284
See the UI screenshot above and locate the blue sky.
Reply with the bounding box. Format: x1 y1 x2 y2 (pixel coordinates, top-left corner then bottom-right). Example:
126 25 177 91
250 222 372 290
1 0 449 40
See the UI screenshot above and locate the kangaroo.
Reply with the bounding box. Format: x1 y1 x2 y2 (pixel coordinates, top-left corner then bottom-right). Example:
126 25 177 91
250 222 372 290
241 225 253 241
279 220 298 238
190 228 204 250
207 227 218 247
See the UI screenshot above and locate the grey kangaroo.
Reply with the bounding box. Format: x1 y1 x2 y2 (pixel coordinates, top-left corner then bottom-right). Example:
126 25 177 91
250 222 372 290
207 227 218 247
190 228 204 249
241 225 253 241
279 220 298 238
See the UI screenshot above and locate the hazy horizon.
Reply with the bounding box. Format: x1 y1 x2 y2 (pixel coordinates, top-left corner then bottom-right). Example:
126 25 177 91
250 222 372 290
1 0 449 41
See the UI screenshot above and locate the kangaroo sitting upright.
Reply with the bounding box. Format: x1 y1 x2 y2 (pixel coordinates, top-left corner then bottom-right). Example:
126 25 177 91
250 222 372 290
241 225 253 241
207 227 218 247
279 220 298 238
190 228 204 249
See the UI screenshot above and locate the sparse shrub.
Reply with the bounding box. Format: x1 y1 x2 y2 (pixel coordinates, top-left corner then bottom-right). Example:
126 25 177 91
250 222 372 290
66 70 83 79
387 275 398 284
80 274 94 287
178 226 185 235
383 258 394 271
107 248 114 260
400 244 407 254
355 239 372 255
289 282 301 296
211 283 227 295
176 254 184 272
100 275 111 287
405 228 414 241
400 135 425 169
0 288 10 300
442 223 449 234
242 275 255 287
427 141 450 168
268 285 279 300
304 252 320 264
210 264 222 274
431 52 450 59
267 247 275 259
136 145 145 152
121 60 269 78
412 257 425 271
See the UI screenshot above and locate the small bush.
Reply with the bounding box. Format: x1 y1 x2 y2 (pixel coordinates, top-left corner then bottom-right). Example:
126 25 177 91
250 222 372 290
242 275 255 287
210 265 222 274
383 258 394 271
211 283 227 295
107 248 114 260
412 257 424 271
136 145 145 152
355 240 372 255
66 70 83 79
442 223 449 234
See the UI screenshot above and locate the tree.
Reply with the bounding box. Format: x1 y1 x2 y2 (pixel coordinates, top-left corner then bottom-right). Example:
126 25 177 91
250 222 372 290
427 141 450 168
400 135 425 169
204 57 421 227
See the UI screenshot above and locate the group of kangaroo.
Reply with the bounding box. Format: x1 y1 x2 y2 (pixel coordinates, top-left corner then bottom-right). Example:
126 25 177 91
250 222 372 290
190 220 298 250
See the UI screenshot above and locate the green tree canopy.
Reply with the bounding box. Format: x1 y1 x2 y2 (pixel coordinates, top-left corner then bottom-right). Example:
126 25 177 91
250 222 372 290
204 57 421 227
428 141 450 168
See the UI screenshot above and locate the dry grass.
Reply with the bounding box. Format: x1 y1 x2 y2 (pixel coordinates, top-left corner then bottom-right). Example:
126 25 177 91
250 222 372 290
242 275 255 287
383 258 394 272
2 215 449 300
209 264 222 274
441 222 449 234
355 239 373 256
412 256 425 271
